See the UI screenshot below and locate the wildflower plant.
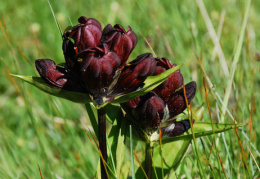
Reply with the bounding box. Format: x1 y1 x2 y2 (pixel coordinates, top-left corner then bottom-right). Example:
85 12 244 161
14 16 245 178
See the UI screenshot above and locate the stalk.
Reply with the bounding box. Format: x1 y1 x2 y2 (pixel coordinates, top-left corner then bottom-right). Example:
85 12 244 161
98 107 108 179
145 142 153 179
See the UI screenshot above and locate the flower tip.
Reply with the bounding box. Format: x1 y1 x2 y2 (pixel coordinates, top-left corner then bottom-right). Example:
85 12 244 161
185 81 197 102
163 119 193 137
78 16 88 23
35 59 67 88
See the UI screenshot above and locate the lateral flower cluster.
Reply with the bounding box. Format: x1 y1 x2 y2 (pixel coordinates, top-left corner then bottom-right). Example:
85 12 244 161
36 16 156 105
121 58 196 139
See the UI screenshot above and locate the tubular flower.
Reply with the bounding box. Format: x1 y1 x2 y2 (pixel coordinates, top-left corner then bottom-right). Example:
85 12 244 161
101 24 138 69
35 16 154 106
121 58 196 138
75 44 121 99
108 53 156 96
68 16 102 52
153 57 183 103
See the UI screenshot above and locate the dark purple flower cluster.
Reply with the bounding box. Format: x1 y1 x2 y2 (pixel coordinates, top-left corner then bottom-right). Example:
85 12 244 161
35 16 196 137
121 58 196 137
35 16 158 105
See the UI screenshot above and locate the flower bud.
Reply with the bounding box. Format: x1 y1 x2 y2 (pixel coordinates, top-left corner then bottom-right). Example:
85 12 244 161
62 35 76 69
101 24 138 68
109 53 156 96
162 120 192 137
69 16 102 52
35 59 68 88
123 92 165 130
35 59 85 92
167 81 197 118
153 58 183 102
75 44 121 98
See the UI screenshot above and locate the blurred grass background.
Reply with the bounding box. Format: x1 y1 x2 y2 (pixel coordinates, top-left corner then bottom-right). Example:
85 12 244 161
0 0 259 178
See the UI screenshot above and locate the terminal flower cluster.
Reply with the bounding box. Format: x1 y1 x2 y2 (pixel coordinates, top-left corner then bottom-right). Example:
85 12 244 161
36 16 156 105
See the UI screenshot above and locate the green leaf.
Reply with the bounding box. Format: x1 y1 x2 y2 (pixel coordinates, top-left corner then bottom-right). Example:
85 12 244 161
161 122 246 144
151 121 246 176
109 64 182 104
13 75 91 103
153 139 191 172
135 139 190 178
106 104 122 124
85 103 98 137
107 105 126 178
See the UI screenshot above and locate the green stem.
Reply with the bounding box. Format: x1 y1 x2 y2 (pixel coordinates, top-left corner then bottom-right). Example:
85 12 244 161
145 142 153 179
98 107 108 179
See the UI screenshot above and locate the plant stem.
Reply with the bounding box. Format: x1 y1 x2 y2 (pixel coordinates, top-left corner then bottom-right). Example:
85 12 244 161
145 142 153 179
98 107 108 179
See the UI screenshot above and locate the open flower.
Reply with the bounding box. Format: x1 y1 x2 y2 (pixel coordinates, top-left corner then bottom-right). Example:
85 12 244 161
121 57 196 139
35 16 154 106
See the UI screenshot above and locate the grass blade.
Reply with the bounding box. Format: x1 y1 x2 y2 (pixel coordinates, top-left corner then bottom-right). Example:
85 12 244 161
133 149 148 179
106 134 117 178
183 83 205 178
85 103 98 137
196 0 229 77
46 0 63 39
220 0 251 123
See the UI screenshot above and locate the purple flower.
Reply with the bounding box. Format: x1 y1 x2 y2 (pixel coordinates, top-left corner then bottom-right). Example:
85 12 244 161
101 24 137 69
121 58 196 137
153 58 183 103
75 44 121 98
68 16 102 52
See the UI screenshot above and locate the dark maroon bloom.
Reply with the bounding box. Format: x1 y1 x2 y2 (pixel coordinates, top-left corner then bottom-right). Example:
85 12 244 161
109 53 156 96
35 59 85 92
35 59 68 88
121 58 196 137
101 24 137 68
123 92 165 130
62 17 102 69
68 16 102 53
153 58 183 103
75 44 121 99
